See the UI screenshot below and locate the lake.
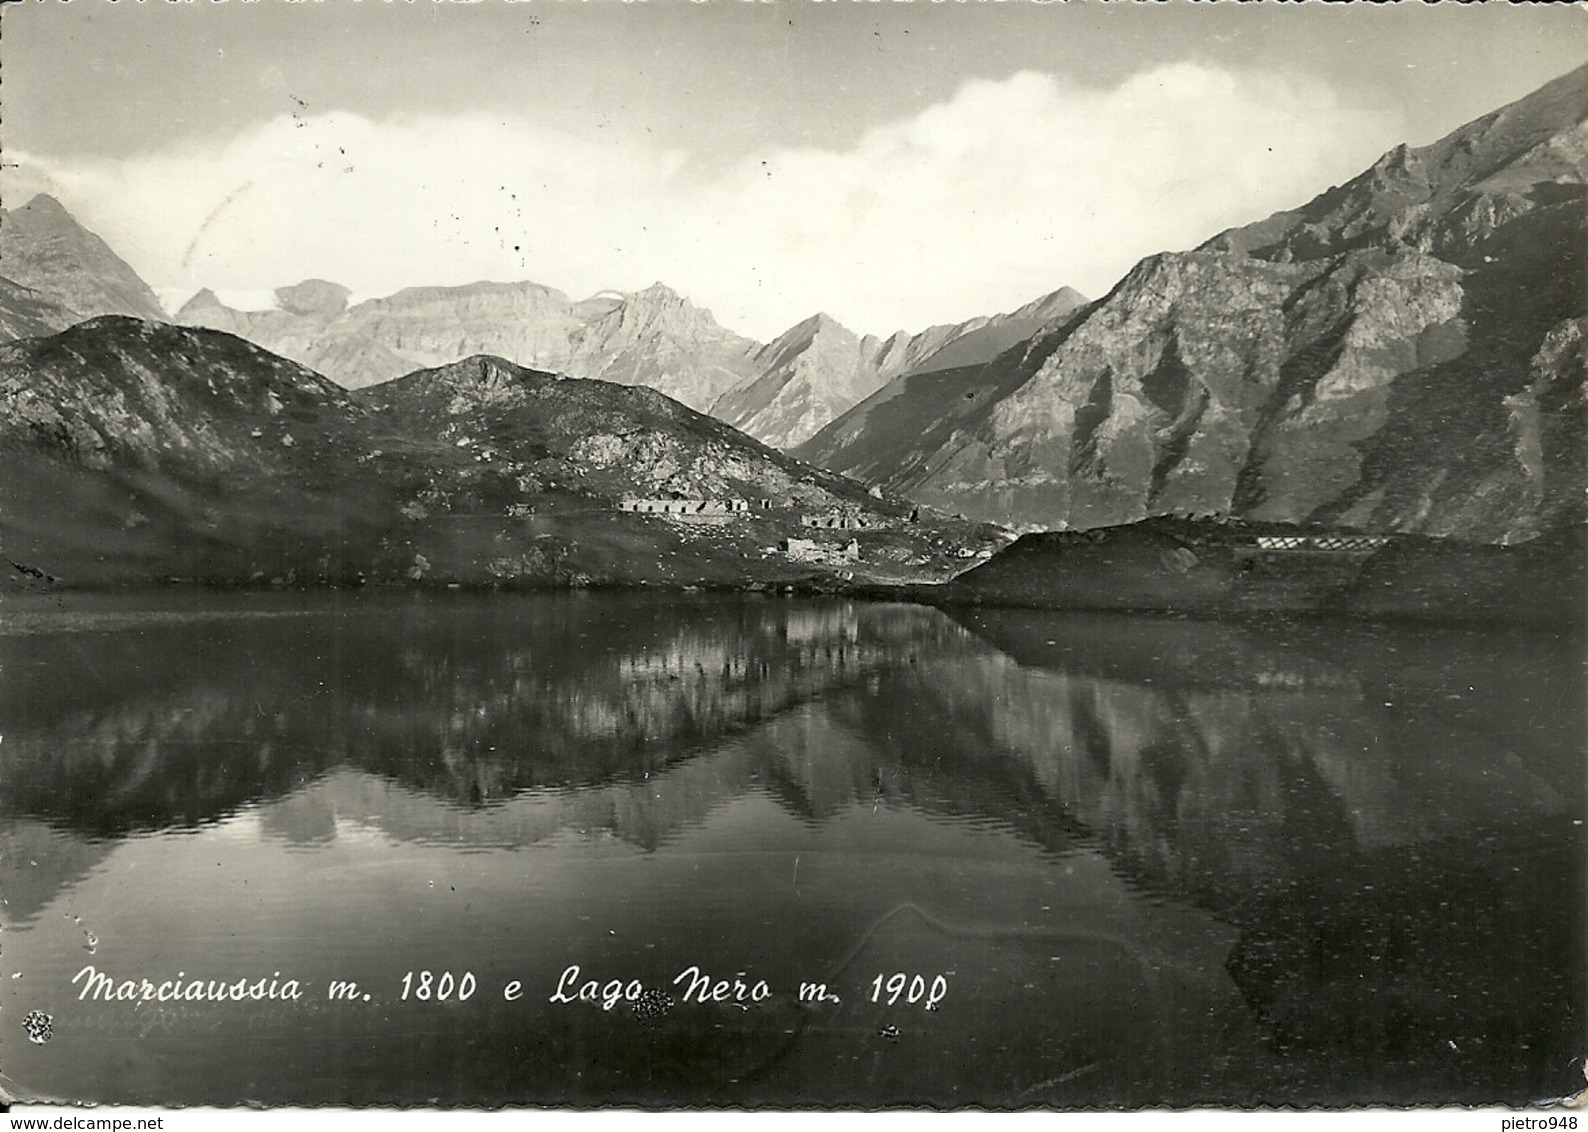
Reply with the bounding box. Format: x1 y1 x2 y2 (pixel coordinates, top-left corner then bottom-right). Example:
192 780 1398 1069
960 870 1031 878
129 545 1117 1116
1 591 1582 1107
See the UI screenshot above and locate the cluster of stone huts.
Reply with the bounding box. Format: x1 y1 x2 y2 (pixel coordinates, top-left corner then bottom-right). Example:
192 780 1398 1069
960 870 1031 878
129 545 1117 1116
618 497 752 516
615 499 891 533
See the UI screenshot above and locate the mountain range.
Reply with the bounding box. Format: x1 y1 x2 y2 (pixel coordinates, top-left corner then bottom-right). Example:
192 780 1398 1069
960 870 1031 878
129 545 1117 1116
175 277 771 414
3 63 1585 561
168 265 1084 456
0 191 1090 449
798 62 1588 544
170 273 1089 449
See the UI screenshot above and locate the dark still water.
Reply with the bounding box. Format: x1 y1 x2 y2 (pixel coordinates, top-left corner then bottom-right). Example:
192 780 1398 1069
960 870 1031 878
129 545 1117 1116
1 592 1582 1108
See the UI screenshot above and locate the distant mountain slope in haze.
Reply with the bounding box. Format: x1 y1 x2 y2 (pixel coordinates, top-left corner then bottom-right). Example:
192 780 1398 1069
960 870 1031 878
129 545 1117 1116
563 282 760 412
717 287 1090 450
801 63 1588 543
182 268 1089 453
176 279 368 370
712 313 893 449
0 194 166 322
795 321 1080 494
897 286 1089 377
177 277 757 413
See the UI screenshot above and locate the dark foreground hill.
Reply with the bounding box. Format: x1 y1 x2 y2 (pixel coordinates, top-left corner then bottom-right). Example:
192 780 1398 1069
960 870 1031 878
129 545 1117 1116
935 516 1585 625
0 318 996 589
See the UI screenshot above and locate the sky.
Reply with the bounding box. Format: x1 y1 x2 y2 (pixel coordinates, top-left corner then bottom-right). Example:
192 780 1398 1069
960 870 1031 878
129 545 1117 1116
4 0 1586 340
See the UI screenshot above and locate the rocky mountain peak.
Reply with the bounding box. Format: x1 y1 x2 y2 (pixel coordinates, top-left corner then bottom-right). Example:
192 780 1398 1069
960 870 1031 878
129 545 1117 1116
614 282 697 322
776 311 856 349
633 281 685 303
560 281 760 412
1015 286 1090 322
1371 142 1419 179
1202 61 1588 266
607 282 730 335
176 288 226 317
16 193 73 220
275 279 351 320
414 353 534 398
803 311 852 337
0 193 166 321
361 352 545 414
709 310 884 450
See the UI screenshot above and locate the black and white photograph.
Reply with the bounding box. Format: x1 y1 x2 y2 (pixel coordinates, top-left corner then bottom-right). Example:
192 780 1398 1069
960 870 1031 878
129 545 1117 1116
0 0 1584 1112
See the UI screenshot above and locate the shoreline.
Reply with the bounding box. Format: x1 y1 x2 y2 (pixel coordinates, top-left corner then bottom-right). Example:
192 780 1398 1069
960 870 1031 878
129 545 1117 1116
8 515 1581 629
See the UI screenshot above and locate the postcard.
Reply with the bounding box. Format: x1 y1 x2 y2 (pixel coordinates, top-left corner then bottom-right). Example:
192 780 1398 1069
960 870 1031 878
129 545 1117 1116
1 0 1584 1112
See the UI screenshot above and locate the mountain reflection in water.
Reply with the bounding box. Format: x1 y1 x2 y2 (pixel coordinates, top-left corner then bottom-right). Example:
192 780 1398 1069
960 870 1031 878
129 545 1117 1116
1 592 1580 1107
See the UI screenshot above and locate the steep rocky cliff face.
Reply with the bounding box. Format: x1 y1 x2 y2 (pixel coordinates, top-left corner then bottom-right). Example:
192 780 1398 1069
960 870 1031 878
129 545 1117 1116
0 276 84 341
0 194 166 321
795 311 1089 498
802 64 1588 543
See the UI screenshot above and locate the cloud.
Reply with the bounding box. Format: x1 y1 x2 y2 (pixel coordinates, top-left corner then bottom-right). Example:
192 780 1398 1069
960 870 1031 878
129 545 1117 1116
691 64 1408 334
7 64 1405 340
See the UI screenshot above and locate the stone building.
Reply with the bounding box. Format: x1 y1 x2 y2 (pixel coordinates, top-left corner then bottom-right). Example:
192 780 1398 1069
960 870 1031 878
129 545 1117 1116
801 511 870 530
